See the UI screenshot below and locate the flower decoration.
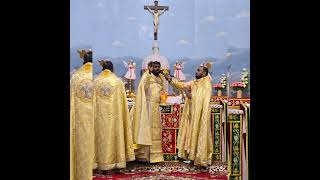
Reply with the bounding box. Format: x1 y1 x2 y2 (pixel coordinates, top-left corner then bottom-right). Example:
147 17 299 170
230 82 246 91
241 68 249 88
213 84 224 89
213 74 227 90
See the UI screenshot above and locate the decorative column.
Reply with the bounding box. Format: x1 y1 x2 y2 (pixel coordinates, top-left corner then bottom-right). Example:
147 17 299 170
211 103 224 161
227 108 244 180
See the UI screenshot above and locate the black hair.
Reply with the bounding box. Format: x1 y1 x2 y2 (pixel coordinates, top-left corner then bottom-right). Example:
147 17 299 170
102 61 114 72
148 61 154 67
83 51 92 63
153 61 161 66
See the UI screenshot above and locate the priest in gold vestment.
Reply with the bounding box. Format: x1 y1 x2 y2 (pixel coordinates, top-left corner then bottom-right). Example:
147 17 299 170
131 61 164 163
163 63 213 167
93 60 135 172
70 49 94 180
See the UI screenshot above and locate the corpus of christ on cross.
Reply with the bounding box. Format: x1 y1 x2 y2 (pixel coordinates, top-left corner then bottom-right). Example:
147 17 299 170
144 0 169 40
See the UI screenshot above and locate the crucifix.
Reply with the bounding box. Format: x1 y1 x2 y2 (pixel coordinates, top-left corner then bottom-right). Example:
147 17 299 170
144 0 169 40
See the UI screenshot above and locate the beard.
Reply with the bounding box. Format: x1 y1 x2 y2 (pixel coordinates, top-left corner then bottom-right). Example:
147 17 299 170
152 70 160 76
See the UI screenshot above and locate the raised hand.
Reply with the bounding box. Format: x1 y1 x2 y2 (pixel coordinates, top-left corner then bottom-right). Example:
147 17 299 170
164 74 172 82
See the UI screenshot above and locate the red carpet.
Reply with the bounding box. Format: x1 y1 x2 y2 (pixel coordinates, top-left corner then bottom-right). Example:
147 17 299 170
93 162 228 179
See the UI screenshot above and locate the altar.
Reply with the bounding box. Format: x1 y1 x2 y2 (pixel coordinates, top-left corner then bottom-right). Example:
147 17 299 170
127 96 228 163
127 94 249 180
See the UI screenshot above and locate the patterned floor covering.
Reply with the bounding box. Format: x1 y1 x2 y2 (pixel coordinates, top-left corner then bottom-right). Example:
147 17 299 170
93 161 228 179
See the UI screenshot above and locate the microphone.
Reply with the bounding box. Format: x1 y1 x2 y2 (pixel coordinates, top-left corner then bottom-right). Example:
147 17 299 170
160 70 175 77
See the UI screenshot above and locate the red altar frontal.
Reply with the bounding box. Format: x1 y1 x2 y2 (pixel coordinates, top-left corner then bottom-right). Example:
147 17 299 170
160 103 180 161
